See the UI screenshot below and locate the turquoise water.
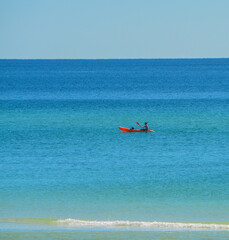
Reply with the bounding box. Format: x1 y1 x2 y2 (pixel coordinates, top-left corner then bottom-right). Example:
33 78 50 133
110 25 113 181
0 59 229 239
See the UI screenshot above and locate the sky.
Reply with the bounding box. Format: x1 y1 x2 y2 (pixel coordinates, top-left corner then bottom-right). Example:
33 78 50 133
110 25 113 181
0 0 229 59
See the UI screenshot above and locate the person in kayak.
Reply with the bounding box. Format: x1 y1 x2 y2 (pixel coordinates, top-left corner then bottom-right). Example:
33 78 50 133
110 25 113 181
141 122 149 131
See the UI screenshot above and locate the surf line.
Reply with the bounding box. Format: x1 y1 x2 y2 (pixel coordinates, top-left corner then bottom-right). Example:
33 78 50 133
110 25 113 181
56 219 229 230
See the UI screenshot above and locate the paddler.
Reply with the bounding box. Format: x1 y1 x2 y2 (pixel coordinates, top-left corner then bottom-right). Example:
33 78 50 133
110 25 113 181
141 122 149 131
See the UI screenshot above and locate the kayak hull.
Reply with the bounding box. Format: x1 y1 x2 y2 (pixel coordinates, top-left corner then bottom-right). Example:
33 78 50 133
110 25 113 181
119 126 154 132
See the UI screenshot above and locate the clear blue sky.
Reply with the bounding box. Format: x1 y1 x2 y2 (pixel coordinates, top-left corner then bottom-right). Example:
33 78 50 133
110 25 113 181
1 0 229 59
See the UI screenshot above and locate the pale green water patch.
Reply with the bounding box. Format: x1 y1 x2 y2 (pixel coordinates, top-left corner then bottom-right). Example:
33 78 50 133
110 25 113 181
1 231 229 240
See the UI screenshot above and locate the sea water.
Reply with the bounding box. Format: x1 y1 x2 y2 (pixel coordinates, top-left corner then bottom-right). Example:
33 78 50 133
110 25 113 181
0 59 229 239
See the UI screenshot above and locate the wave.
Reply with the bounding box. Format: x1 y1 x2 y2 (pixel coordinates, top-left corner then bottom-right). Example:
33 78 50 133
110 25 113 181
56 219 229 230
1 218 229 230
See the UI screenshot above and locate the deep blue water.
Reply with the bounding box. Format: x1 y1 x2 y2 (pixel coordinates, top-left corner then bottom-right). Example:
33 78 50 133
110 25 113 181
0 59 229 233
1 59 229 100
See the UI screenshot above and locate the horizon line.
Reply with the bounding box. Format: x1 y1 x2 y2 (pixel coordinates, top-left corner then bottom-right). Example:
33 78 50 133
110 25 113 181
0 57 229 60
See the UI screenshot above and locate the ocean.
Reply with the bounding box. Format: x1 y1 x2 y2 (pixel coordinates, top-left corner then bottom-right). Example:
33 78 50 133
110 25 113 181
0 59 229 239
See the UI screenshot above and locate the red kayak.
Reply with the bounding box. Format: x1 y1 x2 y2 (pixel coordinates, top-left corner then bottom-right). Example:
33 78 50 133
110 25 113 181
119 126 154 132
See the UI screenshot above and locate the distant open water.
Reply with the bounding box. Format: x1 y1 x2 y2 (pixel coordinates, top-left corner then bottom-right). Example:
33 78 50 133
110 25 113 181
0 59 229 239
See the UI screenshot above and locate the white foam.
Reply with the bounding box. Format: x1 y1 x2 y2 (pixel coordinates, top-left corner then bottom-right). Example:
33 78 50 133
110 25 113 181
56 219 229 230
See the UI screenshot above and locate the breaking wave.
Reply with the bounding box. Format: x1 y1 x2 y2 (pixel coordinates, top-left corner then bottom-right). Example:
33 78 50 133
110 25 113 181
56 219 229 230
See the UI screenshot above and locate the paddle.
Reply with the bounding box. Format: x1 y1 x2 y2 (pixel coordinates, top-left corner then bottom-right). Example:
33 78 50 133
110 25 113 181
136 122 142 128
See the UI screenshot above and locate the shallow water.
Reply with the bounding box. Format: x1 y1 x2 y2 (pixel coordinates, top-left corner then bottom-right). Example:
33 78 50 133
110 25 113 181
1 230 229 240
